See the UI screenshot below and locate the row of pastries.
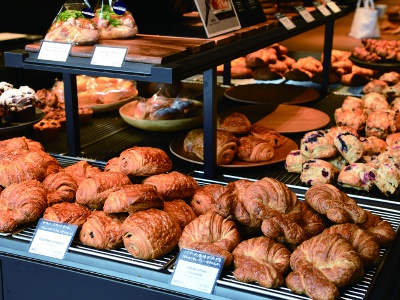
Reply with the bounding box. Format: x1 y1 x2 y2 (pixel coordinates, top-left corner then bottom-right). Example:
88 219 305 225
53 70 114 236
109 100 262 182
0 136 396 300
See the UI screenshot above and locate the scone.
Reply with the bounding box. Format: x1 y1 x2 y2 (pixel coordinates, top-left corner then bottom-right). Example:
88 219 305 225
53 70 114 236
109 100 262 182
365 109 397 139
386 132 400 151
379 71 400 86
334 108 367 132
370 161 400 196
300 159 336 186
300 130 337 159
362 92 389 115
284 150 306 173
333 131 363 164
337 163 375 191
362 79 388 94
360 136 387 156
341 96 364 111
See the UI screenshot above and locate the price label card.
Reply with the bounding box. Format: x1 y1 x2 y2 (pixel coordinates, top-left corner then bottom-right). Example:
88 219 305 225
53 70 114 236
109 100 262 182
295 6 315 23
91 45 128 68
28 218 77 260
275 12 296 30
170 248 224 294
38 41 72 62
314 2 332 16
325 0 341 13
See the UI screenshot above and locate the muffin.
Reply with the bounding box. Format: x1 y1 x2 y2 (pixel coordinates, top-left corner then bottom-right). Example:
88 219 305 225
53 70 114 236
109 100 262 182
44 108 67 130
0 85 39 122
78 107 93 125
33 119 62 140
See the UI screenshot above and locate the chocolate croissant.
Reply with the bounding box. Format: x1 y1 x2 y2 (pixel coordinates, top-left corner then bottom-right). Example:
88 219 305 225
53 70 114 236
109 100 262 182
0 180 47 233
286 233 364 300
42 202 92 229
232 236 291 288
236 136 275 162
80 210 127 250
163 199 196 230
103 184 164 214
122 208 181 260
179 211 241 268
142 171 199 201
42 172 78 206
305 183 367 224
118 146 172 177
75 171 132 210
189 183 225 216
183 129 238 165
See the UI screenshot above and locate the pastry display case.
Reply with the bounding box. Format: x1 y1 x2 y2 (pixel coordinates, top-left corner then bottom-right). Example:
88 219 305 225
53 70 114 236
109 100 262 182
2 3 400 300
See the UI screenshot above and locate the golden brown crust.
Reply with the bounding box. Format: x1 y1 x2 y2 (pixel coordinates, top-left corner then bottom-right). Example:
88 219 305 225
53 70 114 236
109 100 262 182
118 146 172 177
163 199 196 230
178 211 241 268
297 201 327 239
249 124 285 148
0 180 47 233
236 135 275 162
64 161 102 185
217 112 251 136
358 210 396 247
122 208 181 260
323 223 380 266
42 172 78 206
43 202 92 229
232 236 291 288
103 184 164 214
189 183 225 216
75 171 132 210
142 171 199 201
80 210 127 250
286 233 364 300
305 184 367 224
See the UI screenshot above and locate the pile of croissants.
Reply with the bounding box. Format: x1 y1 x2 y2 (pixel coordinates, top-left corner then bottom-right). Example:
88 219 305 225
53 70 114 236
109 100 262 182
183 111 286 164
0 136 396 300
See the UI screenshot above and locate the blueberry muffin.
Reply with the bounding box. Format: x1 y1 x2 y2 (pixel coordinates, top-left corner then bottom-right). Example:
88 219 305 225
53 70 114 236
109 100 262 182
33 119 62 140
284 150 306 173
300 130 337 159
360 136 387 156
337 163 375 192
365 109 397 139
333 131 363 164
300 159 336 186
334 108 366 132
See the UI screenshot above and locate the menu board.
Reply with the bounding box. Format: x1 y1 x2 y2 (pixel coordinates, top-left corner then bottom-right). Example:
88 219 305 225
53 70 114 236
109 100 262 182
231 0 266 27
194 0 242 38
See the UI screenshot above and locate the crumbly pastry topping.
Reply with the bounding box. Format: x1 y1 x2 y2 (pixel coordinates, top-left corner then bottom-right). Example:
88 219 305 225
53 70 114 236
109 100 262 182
0 81 13 95
0 86 38 110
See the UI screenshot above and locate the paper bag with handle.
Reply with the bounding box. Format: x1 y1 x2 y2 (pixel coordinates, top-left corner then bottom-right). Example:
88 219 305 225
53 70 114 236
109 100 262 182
349 0 381 39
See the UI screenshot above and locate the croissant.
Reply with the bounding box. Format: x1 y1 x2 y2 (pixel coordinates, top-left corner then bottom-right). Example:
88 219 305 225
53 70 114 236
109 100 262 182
183 129 238 165
232 236 291 288
103 184 164 214
80 210 127 250
163 199 196 230
286 233 364 300
42 172 78 206
142 171 199 201
305 183 367 224
122 208 182 260
179 211 241 268
236 136 275 162
358 210 396 247
249 124 285 148
297 201 327 239
189 183 225 216
118 146 172 177
75 171 132 210
104 157 120 172
322 223 380 266
64 161 102 185
216 177 306 245
0 180 47 233
42 202 92 229
0 136 44 152
0 150 49 187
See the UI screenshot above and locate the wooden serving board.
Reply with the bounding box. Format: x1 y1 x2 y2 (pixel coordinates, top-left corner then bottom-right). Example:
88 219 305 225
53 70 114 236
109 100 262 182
25 34 216 64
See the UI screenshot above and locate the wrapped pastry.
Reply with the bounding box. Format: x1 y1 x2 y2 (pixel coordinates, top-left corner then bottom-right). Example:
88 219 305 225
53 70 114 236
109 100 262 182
217 111 251 136
42 172 79 206
80 210 127 250
183 129 238 165
42 202 92 229
163 199 197 230
94 0 138 39
122 208 181 260
189 183 225 216
44 1 100 45
236 135 275 162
